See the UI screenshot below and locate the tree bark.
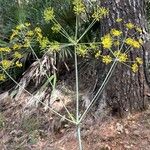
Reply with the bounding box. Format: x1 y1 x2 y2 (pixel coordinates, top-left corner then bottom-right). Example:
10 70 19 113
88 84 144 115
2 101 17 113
95 0 150 116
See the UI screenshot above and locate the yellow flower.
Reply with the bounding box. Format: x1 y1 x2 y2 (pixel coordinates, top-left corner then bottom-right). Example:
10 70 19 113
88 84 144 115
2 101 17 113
110 29 122 36
35 27 42 33
49 41 60 52
131 63 138 73
135 57 143 65
23 38 30 48
1 60 12 69
12 44 22 50
95 51 101 58
118 53 128 62
0 47 11 52
101 34 112 49
73 0 85 15
25 22 31 27
76 44 88 57
125 23 134 29
102 55 112 64
10 30 19 40
114 51 128 62
39 37 49 49
51 24 61 33
114 41 120 46
0 74 6 81
125 38 140 48
90 43 98 49
16 24 25 30
136 27 142 33
116 18 123 22
16 61 23 67
26 30 34 36
44 7 55 22
138 39 143 45
92 6 109 21
14 52 22 59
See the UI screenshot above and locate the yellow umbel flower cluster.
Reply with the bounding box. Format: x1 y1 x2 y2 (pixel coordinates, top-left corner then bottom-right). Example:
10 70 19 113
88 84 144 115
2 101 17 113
73 0 85 15
16 61 23 68
114 51 128 63
43 7 55 22
76 44 88 57
111 29 122 37
116 18 123 23
49 41 61 52
1 60 12 69
92 6 109 21
0 74 6 81
51 24 61 33
131 63 138 72
131 57 143 72
101 34 112 49
0 47 11 52
102 55 112 64
125 23 134 29
125 38 141 48
14 52 22 59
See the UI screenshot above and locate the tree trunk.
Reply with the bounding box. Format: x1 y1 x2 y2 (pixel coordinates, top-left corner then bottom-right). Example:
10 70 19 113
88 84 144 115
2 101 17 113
96 0 150 116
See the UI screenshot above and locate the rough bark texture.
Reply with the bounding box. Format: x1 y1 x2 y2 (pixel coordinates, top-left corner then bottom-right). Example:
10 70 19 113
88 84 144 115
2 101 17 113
96 0 150 116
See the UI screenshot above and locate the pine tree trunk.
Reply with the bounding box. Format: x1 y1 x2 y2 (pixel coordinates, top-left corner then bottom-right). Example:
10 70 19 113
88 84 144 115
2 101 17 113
96 0 150 116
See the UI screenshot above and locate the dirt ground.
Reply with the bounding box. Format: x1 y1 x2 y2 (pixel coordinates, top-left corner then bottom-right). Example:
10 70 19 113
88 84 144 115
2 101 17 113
0 96 150 150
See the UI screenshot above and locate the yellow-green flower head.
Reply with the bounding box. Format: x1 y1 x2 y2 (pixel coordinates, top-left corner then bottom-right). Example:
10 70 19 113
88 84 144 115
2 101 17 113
35 27 43 40
95 51 101 59
110 29 122 37
116 18 123 23
10 29 19 40
135 57 143 65
131 63 138 73
136 27 142 33
39 37 50 49
76 44 88 57
125 38 140 48
92 6 109 21
101 34 112 49
73 0 85 15
89 43 98 50
51 23 61 33
26 30 34 36
12 44 22 50
0 47 11 52
138 39 143 45
125 23 134 29
102 55 112 64
44 7 55 22
16 24 25 30
118 53 128 62
114 41 120 46
16 61 23 67
25 22 31 27
1 60 12 69
23 38 30 48
35 27 42 33
0 73 6 81
114 51 128 62
49 41 60 52
14 52 22 59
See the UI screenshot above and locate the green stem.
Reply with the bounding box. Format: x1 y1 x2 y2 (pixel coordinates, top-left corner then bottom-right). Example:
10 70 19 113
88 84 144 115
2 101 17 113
77 124 83 150
77 20 96 43
79 60 118 123
75 46 79 123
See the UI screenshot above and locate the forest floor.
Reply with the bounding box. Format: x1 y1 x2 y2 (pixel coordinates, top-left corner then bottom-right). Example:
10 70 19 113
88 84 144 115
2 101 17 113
0 94 150 150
